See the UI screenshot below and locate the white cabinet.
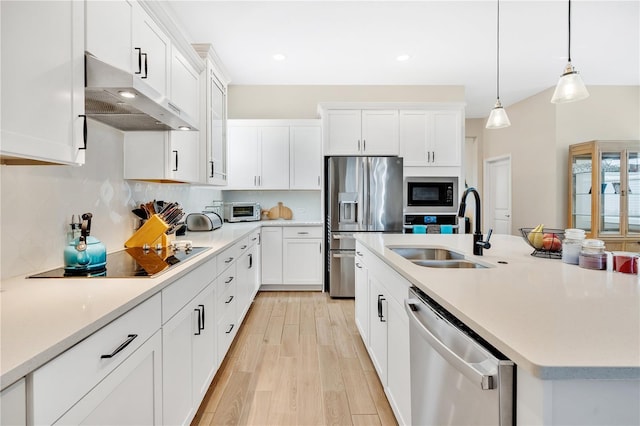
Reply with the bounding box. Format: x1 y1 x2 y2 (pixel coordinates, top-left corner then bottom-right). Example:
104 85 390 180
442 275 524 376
86 0 133 74
170 47 200 123
324 109 398 156
290 125 322 189
282 227 323 286
237 230 261 319
0 0 85 166
216 264 238 363
354 250 369 345
261 227 284 285
355 241 411 425
162 283 215 426
1 379 26 426
227 124 290 189
124 130 200 183
132 2 170 98
399 109 463 167
54 331 162 426
30 294 162 425
194 44 229 186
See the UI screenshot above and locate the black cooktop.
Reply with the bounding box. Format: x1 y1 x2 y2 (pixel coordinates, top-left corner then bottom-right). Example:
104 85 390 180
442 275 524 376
29 246 209 278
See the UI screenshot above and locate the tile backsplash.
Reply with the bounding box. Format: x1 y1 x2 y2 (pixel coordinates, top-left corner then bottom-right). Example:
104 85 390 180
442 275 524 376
223 191 321 221
0 121 221 280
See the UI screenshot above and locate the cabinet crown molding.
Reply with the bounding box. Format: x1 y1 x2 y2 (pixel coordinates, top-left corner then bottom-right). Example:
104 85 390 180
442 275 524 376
318 102 465 114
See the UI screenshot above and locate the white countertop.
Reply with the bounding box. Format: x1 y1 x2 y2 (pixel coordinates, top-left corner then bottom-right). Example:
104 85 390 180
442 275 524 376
0 222 269 389
354 233 640 380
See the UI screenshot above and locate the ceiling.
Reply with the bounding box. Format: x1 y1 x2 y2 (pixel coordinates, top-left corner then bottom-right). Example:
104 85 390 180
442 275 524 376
164 1 639 118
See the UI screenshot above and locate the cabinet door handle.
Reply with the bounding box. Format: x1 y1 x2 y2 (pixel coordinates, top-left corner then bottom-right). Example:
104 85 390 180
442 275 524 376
258 175 262 186
355 262 362 269
357 140 361 151
318 176 321 186
134 47 142 74
78 114 87 150
363 139 366 151
100 334 137 359
225 324 235 334
254 176 257 186
210 161 215 178
377 294 386 322
432 151 435 163
199 304 205 328
427 151 431 162
248 253 253 269
240 245 248 250
194 307 202 335
225 295 234 304
172 150 179 171
141 53 148 79
225 276 234 284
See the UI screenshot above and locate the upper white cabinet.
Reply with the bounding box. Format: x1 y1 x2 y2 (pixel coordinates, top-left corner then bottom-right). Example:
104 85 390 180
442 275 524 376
290 125 322 189
227 120 322 190
0 0 85 166
132 2 170 98
124 130 200 183
86 0 134 73
227 122 290 189
324 109 399 156
170 47 200 121
194 44 229 186
399 108 463 167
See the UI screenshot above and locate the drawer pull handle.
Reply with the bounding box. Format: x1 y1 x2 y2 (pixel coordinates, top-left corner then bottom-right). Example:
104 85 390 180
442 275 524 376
225 295 234 304
225 257 234 264
297 231 309 235
225 276 234 284
225 324 235 334
101 334 138 359
240 245 247 249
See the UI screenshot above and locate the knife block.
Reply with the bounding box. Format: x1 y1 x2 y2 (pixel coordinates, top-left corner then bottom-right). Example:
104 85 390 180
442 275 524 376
125 214 169 248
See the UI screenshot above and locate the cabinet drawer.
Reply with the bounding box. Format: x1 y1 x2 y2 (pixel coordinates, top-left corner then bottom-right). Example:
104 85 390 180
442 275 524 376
162 255 217 324
247 229 261 247
217 309 238 363
283 226 322 239
217 238 246 273
216 275 237 319
31 293 161 426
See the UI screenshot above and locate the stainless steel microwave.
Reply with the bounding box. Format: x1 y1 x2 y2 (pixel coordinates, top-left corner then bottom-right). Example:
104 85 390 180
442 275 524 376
404 177 458 214
223 202 261 222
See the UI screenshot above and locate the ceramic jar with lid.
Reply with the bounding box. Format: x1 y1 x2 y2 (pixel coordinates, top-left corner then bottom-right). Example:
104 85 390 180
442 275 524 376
562 228 586 264
578 239 607 270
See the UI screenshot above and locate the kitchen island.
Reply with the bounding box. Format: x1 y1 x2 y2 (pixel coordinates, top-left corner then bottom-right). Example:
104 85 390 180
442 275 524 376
354 232 640 425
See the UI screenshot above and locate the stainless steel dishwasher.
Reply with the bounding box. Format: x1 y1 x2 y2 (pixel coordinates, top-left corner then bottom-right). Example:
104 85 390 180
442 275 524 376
405 286 515 426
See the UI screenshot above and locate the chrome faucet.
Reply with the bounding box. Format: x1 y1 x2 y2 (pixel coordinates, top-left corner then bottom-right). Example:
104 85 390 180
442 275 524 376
458 187 492 255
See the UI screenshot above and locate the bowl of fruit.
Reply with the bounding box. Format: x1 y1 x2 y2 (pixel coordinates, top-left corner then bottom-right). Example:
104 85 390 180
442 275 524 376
519 225 564 259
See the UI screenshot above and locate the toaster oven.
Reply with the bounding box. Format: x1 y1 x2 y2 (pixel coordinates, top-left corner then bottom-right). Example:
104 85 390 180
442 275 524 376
223 202 261 222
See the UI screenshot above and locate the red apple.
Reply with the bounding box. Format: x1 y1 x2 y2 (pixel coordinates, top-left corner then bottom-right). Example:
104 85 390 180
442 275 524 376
542 233 562 251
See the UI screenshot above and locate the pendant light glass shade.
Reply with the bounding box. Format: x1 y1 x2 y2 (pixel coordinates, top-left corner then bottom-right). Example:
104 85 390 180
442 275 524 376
551 0 589 104
486 0 510 129
486 99 511 129
551 62 589 103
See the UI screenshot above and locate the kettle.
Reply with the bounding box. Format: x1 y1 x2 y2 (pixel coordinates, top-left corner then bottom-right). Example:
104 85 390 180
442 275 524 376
64 213 107 272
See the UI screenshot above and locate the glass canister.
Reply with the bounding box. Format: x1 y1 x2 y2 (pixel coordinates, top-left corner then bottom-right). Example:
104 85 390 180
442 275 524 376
561 228 586 264
578 239 607 270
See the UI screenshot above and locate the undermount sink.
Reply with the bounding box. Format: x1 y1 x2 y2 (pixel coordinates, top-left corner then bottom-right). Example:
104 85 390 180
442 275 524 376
389 246 490 269
390 247 465 261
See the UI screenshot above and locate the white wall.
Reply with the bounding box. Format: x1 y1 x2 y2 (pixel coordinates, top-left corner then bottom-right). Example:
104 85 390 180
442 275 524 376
0 121 222 280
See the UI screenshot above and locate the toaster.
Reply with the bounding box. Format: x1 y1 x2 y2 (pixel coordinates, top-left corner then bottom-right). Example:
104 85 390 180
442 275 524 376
185 212 223 232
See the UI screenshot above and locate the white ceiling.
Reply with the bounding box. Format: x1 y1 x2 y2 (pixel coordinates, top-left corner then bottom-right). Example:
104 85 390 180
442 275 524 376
165 0 639 118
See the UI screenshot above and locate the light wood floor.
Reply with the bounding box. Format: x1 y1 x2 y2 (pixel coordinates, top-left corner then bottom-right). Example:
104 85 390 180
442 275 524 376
192 291 398 426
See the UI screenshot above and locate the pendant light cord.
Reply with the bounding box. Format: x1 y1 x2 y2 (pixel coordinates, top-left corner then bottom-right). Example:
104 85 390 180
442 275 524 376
496 0 500 100
567 0 572 62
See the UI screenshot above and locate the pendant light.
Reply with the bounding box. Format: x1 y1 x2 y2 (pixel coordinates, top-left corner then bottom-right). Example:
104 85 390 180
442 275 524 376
486 0 511 129
551 0 589 103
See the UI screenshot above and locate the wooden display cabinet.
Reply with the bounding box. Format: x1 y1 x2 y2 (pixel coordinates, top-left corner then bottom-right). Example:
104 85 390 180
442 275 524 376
568 140 640 252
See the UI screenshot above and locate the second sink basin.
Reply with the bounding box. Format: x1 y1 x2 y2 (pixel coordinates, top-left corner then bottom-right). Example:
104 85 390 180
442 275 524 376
390 247 465 261
412 259 488 269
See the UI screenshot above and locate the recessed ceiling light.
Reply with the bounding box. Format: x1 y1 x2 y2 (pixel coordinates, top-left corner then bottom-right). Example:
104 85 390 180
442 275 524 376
396 54 411 62
118 90 136 99
272 53 286 61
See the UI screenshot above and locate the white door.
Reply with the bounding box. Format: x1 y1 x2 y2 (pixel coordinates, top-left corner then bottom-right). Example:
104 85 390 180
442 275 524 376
485 156 512 235
290 126 322 189
227 126 259 188
325 110 362 155
261 227 283 285
361 110 399 155
259 126 290 189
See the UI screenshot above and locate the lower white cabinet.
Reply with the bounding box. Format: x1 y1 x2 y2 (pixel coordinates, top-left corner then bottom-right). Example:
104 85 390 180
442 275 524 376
1 378 26 426
261 226 323 290
30 294 162 425
355 241 411 425
162 282 216 426
54 331 162 425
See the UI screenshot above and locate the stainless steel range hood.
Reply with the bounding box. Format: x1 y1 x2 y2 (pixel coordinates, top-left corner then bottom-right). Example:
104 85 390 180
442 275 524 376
84 54 198 131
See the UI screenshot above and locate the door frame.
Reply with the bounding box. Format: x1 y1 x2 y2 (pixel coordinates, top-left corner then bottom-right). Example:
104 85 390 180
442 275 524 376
483 155 512 234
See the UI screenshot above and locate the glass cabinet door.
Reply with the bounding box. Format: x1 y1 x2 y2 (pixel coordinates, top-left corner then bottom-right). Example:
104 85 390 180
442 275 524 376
627 150 639 235
599 151 622 235
571 153 593 232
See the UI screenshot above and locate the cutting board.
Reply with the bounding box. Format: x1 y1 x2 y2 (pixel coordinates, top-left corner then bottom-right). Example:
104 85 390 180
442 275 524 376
267 202 292 220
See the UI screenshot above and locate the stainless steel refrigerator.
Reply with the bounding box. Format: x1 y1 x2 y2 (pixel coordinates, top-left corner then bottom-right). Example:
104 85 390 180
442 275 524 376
325 156 403 297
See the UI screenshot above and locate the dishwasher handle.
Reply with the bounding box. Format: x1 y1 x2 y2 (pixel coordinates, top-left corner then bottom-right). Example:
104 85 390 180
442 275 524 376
405 298 496 390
